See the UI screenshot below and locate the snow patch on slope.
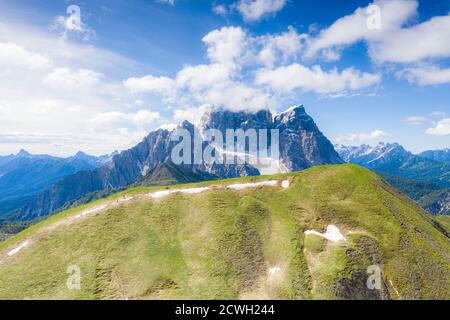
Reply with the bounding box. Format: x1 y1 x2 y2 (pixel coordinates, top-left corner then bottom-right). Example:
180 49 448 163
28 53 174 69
227 180 278 190
149 180 283 199
7 240 29 256
305 225 346 242
149 187 210 199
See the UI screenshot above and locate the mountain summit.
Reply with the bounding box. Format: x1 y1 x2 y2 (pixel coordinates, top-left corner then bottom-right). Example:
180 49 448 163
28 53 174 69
336 143 411 167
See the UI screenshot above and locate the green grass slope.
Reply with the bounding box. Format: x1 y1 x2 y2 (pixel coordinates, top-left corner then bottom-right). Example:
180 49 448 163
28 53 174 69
0 165 448 300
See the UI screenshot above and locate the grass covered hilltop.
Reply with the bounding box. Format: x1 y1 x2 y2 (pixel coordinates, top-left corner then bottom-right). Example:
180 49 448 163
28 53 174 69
0 164 448 300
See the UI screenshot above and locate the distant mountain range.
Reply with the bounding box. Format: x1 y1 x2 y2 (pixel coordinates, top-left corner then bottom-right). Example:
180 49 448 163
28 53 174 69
10 105 343 221
419 149 450 163
336 143 450 214
0 150 116 217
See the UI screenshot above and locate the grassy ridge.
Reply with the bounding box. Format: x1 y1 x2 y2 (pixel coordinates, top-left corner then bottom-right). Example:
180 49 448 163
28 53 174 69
0 165 448 300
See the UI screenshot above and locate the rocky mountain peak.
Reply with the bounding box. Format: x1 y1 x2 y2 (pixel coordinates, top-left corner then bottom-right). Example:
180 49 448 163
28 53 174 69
336 142 412 166
17 149 31 157
199 108 273 133
275 104 306 120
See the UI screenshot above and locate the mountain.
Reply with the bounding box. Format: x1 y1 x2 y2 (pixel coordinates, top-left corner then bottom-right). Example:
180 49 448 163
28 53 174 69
14 105 343 221
69 151 115 168
378 173 443 201
336 143 450 183
200 106 343 172
0 150 112 216
419 149 450 163
0 154 15 167
0 165 448 299
420 189 450 215
335 143 412 167
135 162 218 186
274 106 343 170
336 143 450 215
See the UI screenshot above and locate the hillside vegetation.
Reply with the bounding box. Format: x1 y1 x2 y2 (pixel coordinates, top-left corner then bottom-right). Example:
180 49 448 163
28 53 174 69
0 165 448 300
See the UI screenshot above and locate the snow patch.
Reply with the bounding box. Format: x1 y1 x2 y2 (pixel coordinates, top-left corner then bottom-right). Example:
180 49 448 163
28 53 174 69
149 190 173 199
281 180 290 189
203 139 288 175
141 165 150 176
73 204 109 219
149 180 281 199
227 180 278 190
149 187 210 199
7 240 29 256
305 225 346 242
81 204 108 217
118 196 134 203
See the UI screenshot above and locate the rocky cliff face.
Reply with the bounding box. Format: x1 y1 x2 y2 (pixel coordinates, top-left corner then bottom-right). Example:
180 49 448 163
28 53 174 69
17 105 343 220
421 189 450 215
274 106 343 171
199 105 343 172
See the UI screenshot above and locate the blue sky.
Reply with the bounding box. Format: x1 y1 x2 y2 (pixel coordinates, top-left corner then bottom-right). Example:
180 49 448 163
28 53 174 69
0 0 449 156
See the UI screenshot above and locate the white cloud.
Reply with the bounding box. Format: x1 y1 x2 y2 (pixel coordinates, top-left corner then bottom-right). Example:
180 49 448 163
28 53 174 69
426 118 450 136
306 0 418 58
405 116 426 125
400 66 450 86
123 75 175 94
122 26 272 111
51 5 95 40
257 27 305 66
0 42 50 69
30 99 62 115
43 68 102 89
429 111 446 118
370 13 450 63
157 0 176 5
213 0 286 23
202 26 247 66
123 25 380 112
255 64 380 94
90 110 160 131
88 110 162 148
0 18 158 156
173 105 212 125
336 130 390 143
306 0 450 68
213 5 229 16
302 0 450 87
52 6 96 40
202 82 271 111
176 63 232 90
124 27 244 97
236 0 286 22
